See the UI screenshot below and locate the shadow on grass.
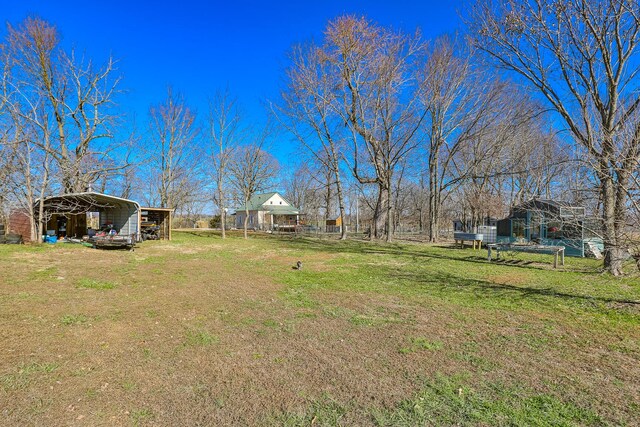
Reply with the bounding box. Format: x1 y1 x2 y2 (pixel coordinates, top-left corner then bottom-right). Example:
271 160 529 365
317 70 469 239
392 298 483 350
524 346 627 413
278 237 640 311
278 237 601 274
388 270 640 308
177 230 272 240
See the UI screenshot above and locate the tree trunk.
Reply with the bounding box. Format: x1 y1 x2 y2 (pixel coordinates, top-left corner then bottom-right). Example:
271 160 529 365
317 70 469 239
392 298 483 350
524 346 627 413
372 186 387 240
427 189 440 242
29 209 37 243
218 183 226 239
428 202 439 241
220 208 226 238
470 207 477 231
600 171 624 276
37 199 46 244
243 207 249 239
428 153 439 242
386 184 393 243
324 178 333 231
334 168 348 240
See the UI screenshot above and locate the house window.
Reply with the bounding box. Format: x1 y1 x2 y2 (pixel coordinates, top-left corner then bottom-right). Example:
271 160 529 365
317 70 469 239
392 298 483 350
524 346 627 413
270 201 273 204
547 221 562 239
512 218 526 239
279 201 282 205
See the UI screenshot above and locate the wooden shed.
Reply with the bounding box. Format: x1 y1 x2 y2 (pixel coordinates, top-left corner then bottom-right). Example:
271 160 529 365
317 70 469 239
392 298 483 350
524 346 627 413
326 216 343 233
140 207 173 240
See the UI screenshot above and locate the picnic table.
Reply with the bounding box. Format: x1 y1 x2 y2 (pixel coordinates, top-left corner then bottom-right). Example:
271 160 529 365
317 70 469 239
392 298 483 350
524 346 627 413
487 243 565 268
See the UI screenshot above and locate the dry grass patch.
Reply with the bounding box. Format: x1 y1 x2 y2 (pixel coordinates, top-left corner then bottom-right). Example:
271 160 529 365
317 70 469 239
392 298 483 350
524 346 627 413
0 232 638 425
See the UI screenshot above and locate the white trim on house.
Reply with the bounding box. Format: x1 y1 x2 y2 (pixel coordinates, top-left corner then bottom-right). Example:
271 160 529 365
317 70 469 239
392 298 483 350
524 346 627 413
234 192 300 230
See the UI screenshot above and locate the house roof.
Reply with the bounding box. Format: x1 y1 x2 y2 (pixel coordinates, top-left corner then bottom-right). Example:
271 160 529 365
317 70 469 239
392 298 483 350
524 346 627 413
263 205 300 215
236 192 299 213
511 198 587 219
517 198 576 210
238 192 278 211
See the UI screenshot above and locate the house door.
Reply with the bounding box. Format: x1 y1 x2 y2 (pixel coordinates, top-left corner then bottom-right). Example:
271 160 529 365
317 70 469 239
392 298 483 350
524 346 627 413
529 213 543 241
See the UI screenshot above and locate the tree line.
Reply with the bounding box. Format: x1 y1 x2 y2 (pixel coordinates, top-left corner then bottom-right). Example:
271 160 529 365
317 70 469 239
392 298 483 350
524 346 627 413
0 18 279 243
1 1 640 275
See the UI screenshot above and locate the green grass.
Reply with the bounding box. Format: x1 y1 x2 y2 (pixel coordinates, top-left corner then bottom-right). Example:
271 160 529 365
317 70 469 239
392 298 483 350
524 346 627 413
145 309 158 318
399 337 444 354
184 329 218 347
1 362 59 391
122 381 137 392
371 373 605 426
277 237 640 327
131 408 154 426
28 266 58 280
60 314 89 325
76 278 116 290
271 374 604 426
273 395 348 426
2 231 638 426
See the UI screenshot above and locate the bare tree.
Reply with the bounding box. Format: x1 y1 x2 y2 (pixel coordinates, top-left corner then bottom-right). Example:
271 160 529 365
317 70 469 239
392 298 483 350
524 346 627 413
281 163 314 215
391 157 415 233
470 0 640 275
418 36 521 241
500 126 568 205
324 16 427 242
447 95 563 227
208 88 241 238
406 176 429 233
274 41 348 239
282 162 332 231
1 29 53 242
4 17 126 194
146 87 200 211
0 115 52 242
229 129 279 239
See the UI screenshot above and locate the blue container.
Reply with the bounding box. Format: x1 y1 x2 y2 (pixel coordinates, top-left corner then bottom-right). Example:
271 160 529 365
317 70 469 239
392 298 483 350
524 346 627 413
45 235 58 244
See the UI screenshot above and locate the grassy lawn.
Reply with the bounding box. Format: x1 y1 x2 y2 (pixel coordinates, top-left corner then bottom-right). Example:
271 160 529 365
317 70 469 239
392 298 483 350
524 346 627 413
1 231 638 426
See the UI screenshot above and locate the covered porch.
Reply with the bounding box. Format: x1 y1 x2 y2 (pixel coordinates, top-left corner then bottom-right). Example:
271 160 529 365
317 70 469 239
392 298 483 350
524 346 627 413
264 206 299 232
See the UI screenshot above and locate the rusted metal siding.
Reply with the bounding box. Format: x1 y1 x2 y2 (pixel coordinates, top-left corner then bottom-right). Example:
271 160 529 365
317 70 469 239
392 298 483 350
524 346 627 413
8 210 32 242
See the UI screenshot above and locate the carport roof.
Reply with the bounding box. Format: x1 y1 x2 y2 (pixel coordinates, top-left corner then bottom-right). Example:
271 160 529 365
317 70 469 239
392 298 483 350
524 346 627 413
37 192 140 214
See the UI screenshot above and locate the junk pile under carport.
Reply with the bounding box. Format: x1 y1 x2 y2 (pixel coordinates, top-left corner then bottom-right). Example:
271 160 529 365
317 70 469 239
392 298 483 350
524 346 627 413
36 192 141 251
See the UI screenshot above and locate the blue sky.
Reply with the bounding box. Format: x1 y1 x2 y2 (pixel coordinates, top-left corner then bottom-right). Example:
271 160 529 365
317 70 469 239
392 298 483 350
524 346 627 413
2 0 465 162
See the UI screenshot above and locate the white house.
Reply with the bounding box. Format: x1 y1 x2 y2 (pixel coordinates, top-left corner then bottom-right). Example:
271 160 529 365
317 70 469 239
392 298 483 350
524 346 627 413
234 192 300 231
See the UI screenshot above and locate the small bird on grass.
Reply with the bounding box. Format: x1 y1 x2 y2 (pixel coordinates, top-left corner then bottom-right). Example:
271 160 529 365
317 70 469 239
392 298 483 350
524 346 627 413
292 261 302 270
